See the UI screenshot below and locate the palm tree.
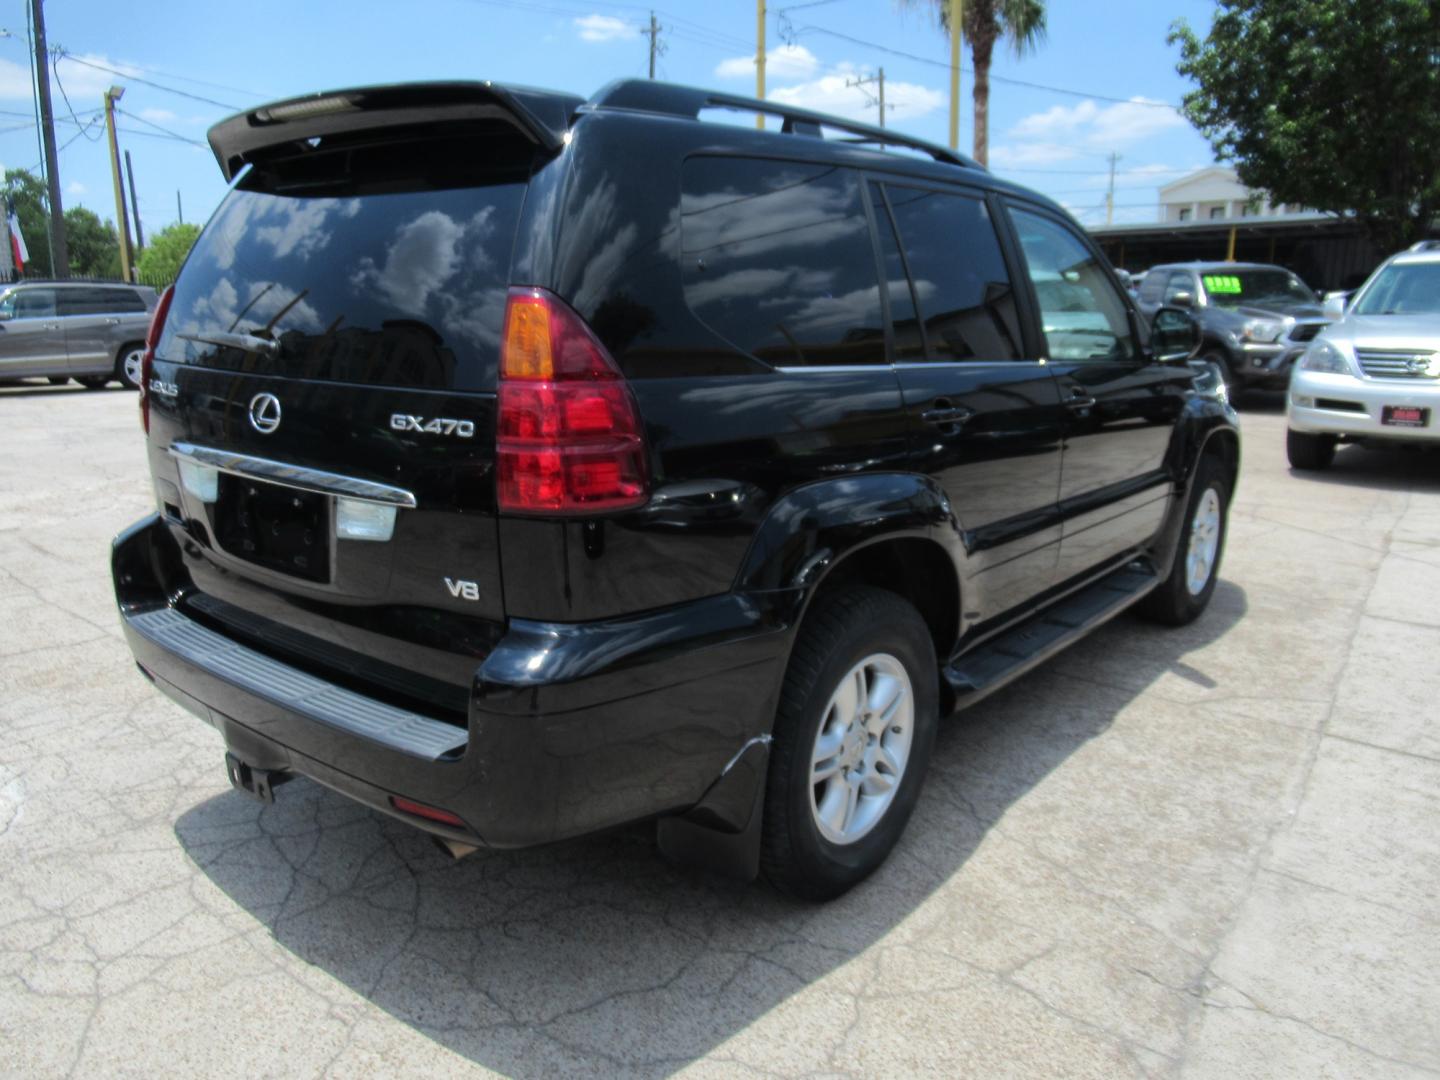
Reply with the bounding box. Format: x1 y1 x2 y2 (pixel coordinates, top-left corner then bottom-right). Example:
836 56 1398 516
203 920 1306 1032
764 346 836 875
910 0 1048 166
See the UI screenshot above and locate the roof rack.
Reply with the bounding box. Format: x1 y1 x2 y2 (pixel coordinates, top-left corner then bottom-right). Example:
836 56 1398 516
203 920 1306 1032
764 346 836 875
586 79 982 171
1407 239 1440 252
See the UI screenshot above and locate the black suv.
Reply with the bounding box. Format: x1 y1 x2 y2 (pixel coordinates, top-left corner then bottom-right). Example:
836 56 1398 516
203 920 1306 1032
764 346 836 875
1136 261 1330 394
112 80 1238 899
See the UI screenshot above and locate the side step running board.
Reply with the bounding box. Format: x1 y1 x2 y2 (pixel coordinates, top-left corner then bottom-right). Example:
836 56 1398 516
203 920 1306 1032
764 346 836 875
945 561 1160 709
127 607 468 760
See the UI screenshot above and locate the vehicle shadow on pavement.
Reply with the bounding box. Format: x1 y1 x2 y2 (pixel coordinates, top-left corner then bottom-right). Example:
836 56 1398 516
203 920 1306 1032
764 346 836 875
174 581 1247 1077
0 383 130 398
1291 445 1440 491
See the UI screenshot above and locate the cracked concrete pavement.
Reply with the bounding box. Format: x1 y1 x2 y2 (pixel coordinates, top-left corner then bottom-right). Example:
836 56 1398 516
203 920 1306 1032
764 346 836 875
1 382 1437 1078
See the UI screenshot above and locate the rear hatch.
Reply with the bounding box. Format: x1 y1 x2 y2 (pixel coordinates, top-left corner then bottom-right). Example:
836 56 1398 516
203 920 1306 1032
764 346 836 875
148 90 567 722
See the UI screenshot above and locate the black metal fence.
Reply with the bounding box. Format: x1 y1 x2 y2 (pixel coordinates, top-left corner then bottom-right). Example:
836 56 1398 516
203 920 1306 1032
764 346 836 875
0 269 177 291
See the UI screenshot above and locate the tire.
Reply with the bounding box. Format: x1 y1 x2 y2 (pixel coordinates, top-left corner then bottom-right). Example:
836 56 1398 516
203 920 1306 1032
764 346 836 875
1139 454 1230 626
114 342 146 390
1287 428 1336 471
76 375 110 390
761 585 939 900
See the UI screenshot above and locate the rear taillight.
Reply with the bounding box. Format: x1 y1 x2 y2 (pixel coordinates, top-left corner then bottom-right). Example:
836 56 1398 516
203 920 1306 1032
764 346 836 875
497 286 648 514
139 284 174 435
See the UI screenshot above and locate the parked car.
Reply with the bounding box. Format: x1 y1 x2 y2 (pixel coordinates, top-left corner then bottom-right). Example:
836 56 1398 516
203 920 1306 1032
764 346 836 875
1136 262 1330 394
111 79 1238 899
1287 241 1440 469
0 280 158 389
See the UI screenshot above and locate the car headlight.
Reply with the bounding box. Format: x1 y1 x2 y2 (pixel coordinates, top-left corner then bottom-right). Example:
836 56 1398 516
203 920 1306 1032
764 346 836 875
1241 319 1285 343
1300 340 1352 375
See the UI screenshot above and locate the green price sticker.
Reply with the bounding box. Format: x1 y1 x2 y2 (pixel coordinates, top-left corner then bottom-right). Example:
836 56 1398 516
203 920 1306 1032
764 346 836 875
1203 274 1242 294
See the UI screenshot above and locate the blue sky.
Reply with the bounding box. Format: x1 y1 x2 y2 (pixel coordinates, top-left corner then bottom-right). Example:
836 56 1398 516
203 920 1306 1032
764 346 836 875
0 0 1221 239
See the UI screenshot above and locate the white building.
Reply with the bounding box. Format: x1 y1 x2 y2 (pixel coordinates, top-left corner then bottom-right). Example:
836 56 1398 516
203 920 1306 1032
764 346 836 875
1158 166 1315 224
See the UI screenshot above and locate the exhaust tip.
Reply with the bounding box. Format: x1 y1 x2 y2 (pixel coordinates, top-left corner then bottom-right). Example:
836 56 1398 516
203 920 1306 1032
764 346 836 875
432 835 479 861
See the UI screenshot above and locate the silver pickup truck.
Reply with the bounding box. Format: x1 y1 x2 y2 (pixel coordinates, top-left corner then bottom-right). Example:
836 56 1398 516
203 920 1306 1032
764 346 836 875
0 280 158 389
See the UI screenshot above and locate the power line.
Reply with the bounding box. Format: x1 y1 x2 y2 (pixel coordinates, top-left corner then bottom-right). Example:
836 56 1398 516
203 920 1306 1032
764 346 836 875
115 106 207 147
789 24 1181 110
56 52 240 111
49 48 104 142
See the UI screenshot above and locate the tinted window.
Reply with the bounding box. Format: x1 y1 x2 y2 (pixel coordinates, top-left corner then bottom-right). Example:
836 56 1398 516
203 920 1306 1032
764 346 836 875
102 287 146 313
57 286 144 316
12 289 56 318
681 158 883 367
1138 271 1166 303
881 184 1022 361
157 128 531 390
1163 272 1195 304
1010 207 1137 363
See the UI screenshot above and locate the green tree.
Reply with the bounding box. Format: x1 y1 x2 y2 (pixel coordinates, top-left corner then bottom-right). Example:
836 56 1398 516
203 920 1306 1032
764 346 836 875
1172 0 1440 254
135 222 200 287
63 207 121 278
909 0 1047 166
4 168 52 277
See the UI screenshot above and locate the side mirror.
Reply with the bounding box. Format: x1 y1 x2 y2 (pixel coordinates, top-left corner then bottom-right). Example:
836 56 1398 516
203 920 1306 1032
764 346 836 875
1322 293 1347 319
1168 291 1194 308
1152 305 1201 363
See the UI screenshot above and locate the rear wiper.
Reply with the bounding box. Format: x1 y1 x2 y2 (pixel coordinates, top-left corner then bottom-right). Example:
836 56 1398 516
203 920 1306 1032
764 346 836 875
178 330 279 355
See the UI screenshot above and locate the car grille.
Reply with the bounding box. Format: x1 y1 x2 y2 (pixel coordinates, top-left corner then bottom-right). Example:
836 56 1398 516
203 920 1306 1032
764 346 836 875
1288 322 1325 343
1355 348 1439 379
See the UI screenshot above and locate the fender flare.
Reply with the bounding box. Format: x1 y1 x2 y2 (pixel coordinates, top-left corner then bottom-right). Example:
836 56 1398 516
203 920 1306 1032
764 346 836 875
733 471 962 594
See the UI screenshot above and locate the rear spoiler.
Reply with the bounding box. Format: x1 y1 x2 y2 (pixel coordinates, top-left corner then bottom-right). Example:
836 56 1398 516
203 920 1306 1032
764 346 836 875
207 81 584 181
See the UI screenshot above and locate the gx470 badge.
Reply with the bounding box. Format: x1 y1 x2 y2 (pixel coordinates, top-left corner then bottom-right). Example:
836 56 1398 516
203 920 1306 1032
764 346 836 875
390 414 475 438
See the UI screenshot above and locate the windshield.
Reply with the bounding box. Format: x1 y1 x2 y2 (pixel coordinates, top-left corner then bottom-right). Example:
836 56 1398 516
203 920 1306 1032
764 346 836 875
1351 262 1440 316
1200 269 1316 309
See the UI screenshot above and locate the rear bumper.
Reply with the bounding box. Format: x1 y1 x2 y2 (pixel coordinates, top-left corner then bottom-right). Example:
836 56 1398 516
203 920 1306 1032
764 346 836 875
114 514 791 848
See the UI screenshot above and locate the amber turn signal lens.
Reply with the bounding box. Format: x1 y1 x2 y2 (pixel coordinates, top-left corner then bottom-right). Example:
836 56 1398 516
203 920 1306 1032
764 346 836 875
501 291 554 380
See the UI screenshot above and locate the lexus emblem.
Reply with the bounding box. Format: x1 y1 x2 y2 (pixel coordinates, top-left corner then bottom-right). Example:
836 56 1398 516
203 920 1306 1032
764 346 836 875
1408 356 1432 375
248 392 282 434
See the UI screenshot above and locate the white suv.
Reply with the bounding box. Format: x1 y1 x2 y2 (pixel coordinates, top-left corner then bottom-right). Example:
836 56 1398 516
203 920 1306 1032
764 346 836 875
1287 242 1440 469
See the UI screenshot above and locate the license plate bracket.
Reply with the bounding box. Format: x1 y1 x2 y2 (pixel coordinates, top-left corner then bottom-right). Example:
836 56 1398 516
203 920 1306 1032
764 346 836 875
215 475 330 582
1382 405 1429 428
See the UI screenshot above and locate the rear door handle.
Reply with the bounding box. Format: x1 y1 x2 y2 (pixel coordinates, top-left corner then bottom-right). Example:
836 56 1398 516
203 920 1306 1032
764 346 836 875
105 318 121 325
1064 386 1097 409
921 402 975 427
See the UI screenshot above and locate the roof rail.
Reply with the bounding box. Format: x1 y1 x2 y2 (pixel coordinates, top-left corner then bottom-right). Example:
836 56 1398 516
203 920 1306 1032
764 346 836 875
1407 239 1440 252
586 79 983 171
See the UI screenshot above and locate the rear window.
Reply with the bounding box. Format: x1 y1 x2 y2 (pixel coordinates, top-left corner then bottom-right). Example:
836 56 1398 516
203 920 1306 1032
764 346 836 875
158 125 533 391
58 286 147 316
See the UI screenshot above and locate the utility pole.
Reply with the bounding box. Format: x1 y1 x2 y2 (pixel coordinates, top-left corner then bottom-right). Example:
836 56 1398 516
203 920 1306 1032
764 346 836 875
845 68 889 128
103 86 134 282
947 0 962 152
1105 151 1120 226
176 189 183 225
646 11 663 80
755 0 766 129
125 149 143 253
29 0 67 276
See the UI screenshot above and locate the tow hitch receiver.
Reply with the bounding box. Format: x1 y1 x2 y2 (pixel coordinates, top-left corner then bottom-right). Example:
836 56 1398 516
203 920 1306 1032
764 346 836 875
225 752 290 804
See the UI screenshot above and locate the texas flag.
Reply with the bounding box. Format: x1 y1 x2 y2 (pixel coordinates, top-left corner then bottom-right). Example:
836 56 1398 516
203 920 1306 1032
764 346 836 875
6 202 26 274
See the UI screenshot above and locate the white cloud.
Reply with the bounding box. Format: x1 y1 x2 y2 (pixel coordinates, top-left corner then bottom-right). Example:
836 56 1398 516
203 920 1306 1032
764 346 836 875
716 44 820 81
988 142 1083 169
574 14 638 42
139 107 178 123
769 71 943 123
65 181 86 196
1008 97 1184 150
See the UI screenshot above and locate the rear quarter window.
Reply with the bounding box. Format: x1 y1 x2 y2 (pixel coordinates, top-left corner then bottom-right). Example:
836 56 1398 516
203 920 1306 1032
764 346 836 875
679 157 884 367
